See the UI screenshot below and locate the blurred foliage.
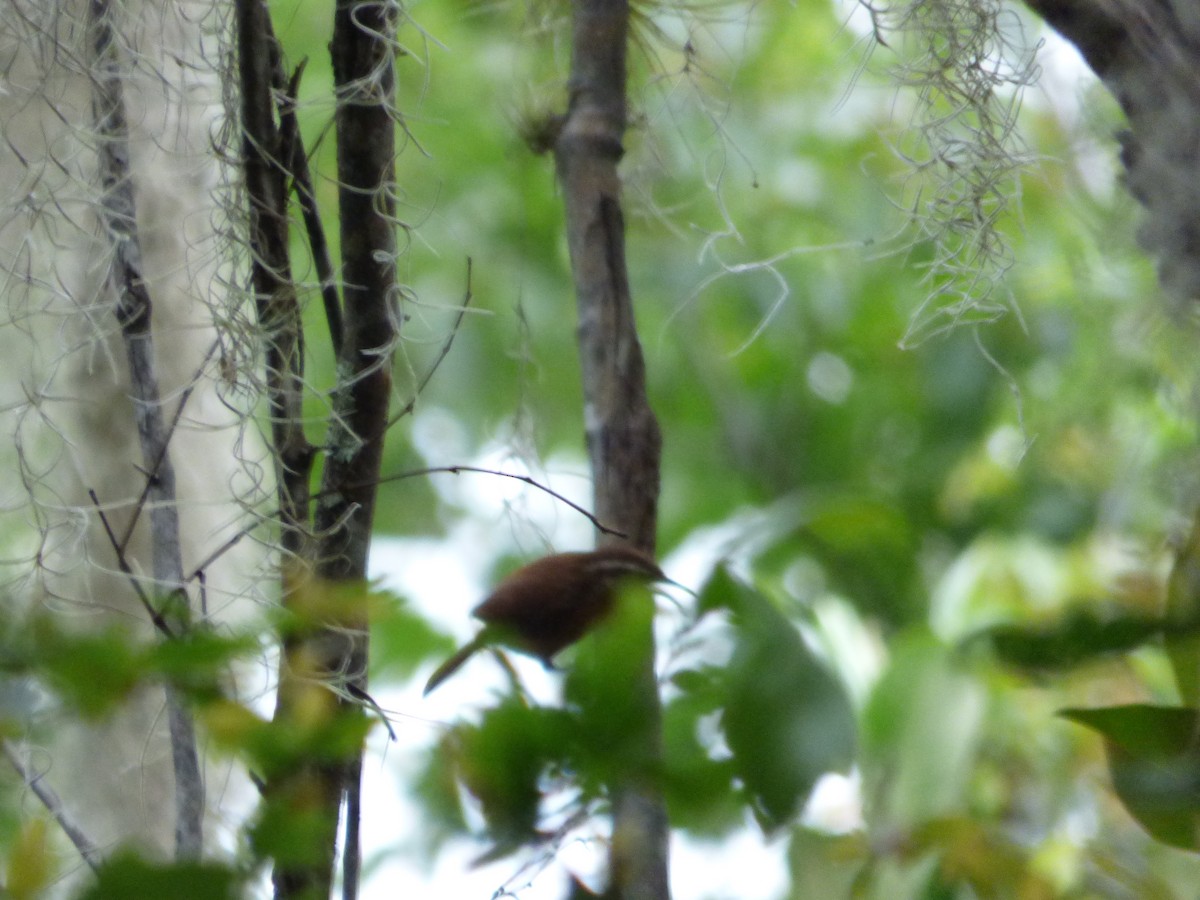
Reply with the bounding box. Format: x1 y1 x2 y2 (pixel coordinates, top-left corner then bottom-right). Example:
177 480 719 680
5 0 1200 896
0 617 257 718
693 567 856 830
425 570 854 857
77 854 241 900
339 0 1200 891
7 818 53 900
971 609 1179 672
1167 512 1200 705
1060 705 1200 853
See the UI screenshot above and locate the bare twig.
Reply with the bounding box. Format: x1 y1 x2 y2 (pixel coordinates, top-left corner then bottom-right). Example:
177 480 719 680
390 258 474 425
118 340 220 553
2 741 102 872
185 521 256 585
184 463 625 586
376 465 627 537
88 489 176 638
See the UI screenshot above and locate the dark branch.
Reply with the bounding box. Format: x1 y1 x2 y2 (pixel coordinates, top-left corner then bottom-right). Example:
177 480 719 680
376 465 627 538
275 57 345 357
119 340 219 553
184 465 625 589
89 490 176 638
236 0 314 547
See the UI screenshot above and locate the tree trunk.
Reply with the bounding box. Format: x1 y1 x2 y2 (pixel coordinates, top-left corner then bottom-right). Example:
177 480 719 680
0 0 258 876
553 1 670 897
1023 0 1200 308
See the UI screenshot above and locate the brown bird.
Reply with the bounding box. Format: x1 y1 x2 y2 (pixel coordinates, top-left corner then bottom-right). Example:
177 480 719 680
423 545 666 695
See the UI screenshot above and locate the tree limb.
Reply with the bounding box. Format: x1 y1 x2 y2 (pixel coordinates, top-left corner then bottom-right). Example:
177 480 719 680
274 56 345 358
235 0 315 547
1022 0 1200 305
255 1 403 897
88 0 203 858
3 740 102 872
553 1 669 897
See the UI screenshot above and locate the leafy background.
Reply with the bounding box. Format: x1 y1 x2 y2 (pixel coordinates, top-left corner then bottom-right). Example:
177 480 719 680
307 0 1200 896
8 0 1200 897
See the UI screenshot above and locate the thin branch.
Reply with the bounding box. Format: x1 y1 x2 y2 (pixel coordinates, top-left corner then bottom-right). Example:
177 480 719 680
2 741 102 872
389 258 473 425
89 0 203 857
344 684 397 741
184 464 626 585
185 521 255 585
88 489 176 638
275 56 344 357
118 340 220 553
90 0 189 614
375 465 627 537
236 0 314 548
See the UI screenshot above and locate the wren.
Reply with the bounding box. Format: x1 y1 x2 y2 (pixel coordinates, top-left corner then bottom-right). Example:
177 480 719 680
423 545 665 695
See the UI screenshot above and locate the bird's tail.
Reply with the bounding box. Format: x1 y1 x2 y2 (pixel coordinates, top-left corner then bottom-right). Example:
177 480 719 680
423 634 487 695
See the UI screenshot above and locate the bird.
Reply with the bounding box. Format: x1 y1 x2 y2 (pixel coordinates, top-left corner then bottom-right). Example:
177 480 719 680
423 545 666 695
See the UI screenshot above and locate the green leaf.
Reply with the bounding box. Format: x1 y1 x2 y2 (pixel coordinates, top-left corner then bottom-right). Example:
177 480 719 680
452 698 573 850
565 581 659 784
27 623 144 718
972 609 1167 672
695 563 742 618
213 695 372 780
1168 514 1200 705
410 733 470 853
698 567 857 830
7 819 52 900
250 788 337 869
78 853 239 900
0 618 255 717
1060 705 1200 850
661 671 741 836
787 827 868 898
799 496 919 623
370 588 455 682
145 629 257 699
907 817 1058 898
861 632 985 824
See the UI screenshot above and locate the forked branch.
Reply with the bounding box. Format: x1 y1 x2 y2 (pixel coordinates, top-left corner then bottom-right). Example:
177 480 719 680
88 0 203 858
